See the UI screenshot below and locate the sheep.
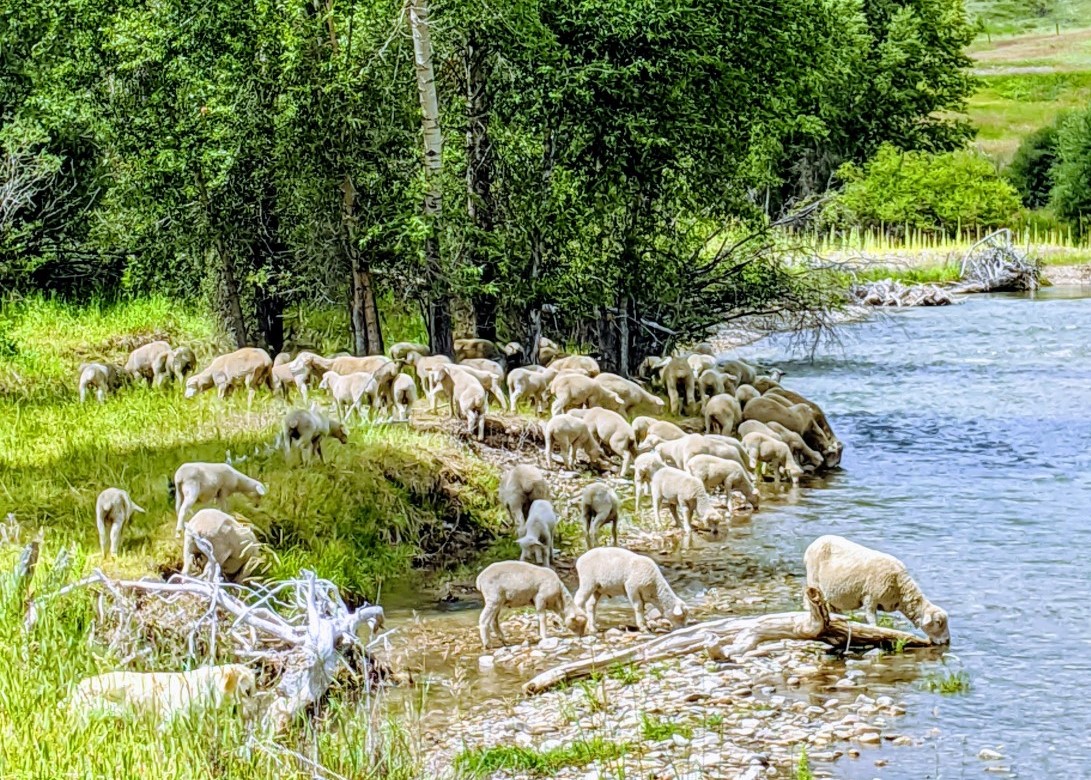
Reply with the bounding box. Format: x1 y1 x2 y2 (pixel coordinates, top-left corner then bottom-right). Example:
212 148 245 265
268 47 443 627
580 482 620 549
548 372 623 416
168 346 197 384
698 368 738 402
685 454 759 510
632 417 686 446
765 386 842 465
735 384 761 406
392 373 418 421
537 337 561 365
632 450 667 512
804 535 950 644
574 547 688 633
650 466 717 535
318 370 379 421
446 363 507 411
764 420 824 469
475 561 586 647
656 433 745 471
274 351 292 366
703 392 742 435
498 464 550 535
690 341 715 356
68 664 258 723
95 488 145 558
741 431 804 486
280 408 347 463
592 373 666 418
507 367 557 414
742 396 832 456
182 508 263 581
173 462 266 536
652 356 697 415
271 362 301 401
548 354 600 377
459 357 506 380
430 364 489 439
516 499 558 567
687 353 716 377
328 354 393 376
185 348 274 407
78 362 121 403
569 407 637 476
408 353 453 406
125 340 173 386
281 351 328 402
716 358 759 386
389 341 430 361
453 337 503 361
543 413 609 470
751 375 780 393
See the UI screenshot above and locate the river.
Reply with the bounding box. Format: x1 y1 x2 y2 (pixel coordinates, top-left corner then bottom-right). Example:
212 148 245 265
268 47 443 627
734 287 1091 778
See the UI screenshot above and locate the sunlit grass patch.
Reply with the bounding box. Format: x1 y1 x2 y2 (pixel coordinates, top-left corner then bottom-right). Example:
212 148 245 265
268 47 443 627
453 737 631 778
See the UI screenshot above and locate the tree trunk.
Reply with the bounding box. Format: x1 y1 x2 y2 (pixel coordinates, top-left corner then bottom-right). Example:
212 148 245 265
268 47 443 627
213 240 249 348
253 187 287 354
465 35 497 341
342 176 384 355
409 0 452 356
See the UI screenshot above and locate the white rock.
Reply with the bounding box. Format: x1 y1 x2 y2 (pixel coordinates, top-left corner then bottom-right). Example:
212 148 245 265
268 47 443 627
671 733 690 747
978 749 1004 761
478 655 495 670
875 695 894 708
538 637 560 651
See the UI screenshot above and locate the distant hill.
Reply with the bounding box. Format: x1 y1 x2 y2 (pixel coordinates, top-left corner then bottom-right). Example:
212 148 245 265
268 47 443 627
967 0 1091 37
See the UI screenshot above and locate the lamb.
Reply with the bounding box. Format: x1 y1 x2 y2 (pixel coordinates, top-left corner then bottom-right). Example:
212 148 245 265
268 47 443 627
271 362 302 401
168 346 197 384
446 363 507 411
742 396 831 455
652 356 697 415
184 347 274 406
391 373 418 421
475 560 587 647
389 341 430 361
548 372 623 416
516 499 558 567
687 353 716 377
68 664 257 722
579 482 620 549
408 353 453 406
95 488 145 558
716 358 759 386
318 370 379 421
804 535 950 644
430 364 490 438
543 413 609 470
741 431 804 486
459 357 506 380
685 454 759 510
632 417 686 446
698 369 738 401
173 462 266 536
78 362 122 403
569 407 637 476
498 464 550 535
592 373 666 417
574 547 688 633
764 420 824 469
632 450 667 512
280 408 348 463
703 393 742 435
125 340 173 386
655 433 745 471
182 508 263 581
548 354 600 377
507 367 557 414
650 466 717 535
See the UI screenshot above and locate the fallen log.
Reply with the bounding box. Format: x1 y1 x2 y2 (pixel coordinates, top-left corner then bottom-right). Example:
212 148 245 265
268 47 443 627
524 587 935 694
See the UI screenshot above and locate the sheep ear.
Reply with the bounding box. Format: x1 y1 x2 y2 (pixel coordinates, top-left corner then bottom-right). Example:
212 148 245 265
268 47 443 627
921 614 934 627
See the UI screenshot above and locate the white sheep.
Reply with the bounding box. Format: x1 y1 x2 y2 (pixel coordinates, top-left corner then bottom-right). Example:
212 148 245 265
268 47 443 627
447 363 507 411
685 454 759 510
543 413 609 470
392 373 417 421
569 407 637 476
548 372 623 416
280 408 348 463
185 348 274 407
168 346 197 384
804 535 950 644
697 368 738 401
592 373 666 417
735 384 760 406
656 433 745 471
632 450 667 512
459 357 506 380
507 367 557 415
741 431 803 486
650 466 717 535
182 508 263 581
741 419 824 470
548 354 600 376
430 364 489 439
389 341 430 361
318 370 379 421
173 462 266 536
475 560 587 647
632 416 686 446
95 488 145 558
574 547 688 633
498 464 550 535
651 356 697 415
580 482 620 549
703 393 742 435
125 341 173 386
78 362 121 403
516 499 558 567
407 353 452 406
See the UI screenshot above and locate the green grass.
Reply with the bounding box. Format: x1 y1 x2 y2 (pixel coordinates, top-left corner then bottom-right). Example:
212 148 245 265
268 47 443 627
923 668 973 695
795 745 814 780
968 72 1091 161
606 662 643 685
453 738 631 778
639 713 692 742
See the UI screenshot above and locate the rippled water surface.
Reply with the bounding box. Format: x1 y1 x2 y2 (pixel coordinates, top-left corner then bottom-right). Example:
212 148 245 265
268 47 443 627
736 289 1091 778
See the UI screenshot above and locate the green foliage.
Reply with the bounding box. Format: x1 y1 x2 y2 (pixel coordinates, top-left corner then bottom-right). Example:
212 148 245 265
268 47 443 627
453 738 630 778
607 663 643 685
640 714 692 742
1050 105 1091 234
923 668 973 695
1007 117 1064 208
827 144 1023 232
795 746 815 780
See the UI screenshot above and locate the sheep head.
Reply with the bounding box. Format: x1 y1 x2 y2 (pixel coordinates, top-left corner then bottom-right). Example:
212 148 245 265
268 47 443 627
565 606 588 637
920 605 950 645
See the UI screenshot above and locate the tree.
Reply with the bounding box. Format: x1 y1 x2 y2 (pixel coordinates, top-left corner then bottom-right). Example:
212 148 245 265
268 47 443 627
1007 119 1063 209
1050 106 1091 234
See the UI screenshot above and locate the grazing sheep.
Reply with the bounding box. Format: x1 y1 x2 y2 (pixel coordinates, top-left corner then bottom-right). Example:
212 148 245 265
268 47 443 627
173 462 266 536
273 352 292 366
182 508 262 581
318 370 379 421
475 560 587 647
570 407 637 476
68 664 257 722
537 337 561 365
389 341 430 361
690 341 715 356
447 363 507 410
270 362 301 401
430 364 490 438
549 373 623 416
592 373 666 418
804 535 950 644
125 341 173 386
392 373 418 421
765 386 842 466
580 482 620 549
498 464 550 535
751 375 780 393
652 356 697 415
632 417 686 446
698 368 738 401
95 488 145 559
409 353 453 405
281 408 347 463
507 367 558 414
687 353 716 377
650 466 717 535
741 431 803 486
716 358 759 386
516 499 558 567
168 346 197 384
685 454 759 510
656 433 745 471
764 420 824 469
454 337 503 361
703 393 742 435
574 547 688 633
548 354 600 377
735 384 761 406
328 354 392 376
459 357 506 380
78 362 121 403
742 396 831 455
633 450 667 512
185 348 274 407
543 413 609 470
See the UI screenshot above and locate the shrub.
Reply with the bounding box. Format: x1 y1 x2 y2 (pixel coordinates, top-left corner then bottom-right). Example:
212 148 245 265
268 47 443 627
1007 119 1063 208
1050 105 1091 235
826 144 1022 233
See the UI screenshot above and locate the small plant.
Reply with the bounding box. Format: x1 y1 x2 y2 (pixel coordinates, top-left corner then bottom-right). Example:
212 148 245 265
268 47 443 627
795 746 814 780
893 636 909 655
702 712 724 729
876 614 896 629
578 679 607 713
607 663 642 685
923 668 972 695
454 738 630 778
640 713 692 742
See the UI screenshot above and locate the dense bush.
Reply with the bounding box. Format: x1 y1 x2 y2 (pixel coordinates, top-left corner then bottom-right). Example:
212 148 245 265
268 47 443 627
1050 105 1091 234
826 144 1022 232
1007 118 1063 208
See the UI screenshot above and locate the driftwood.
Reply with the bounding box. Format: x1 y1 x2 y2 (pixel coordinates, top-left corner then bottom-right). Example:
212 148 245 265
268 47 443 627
952 229 1039 293
524 587 934 694
850 280 956 307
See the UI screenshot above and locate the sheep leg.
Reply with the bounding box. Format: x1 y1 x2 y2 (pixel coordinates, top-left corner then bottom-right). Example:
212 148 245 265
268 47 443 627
862 597 878 626
584 592 600 633
479 602 501 648
651 487 662 527
668 504 682 531
583 515 593 550
619 450 631 479
610 519 618 547
681 504 694 535
96 385 107 403
96 512 108 558
627 586 649 632
537 611 550 643
181 530 196 576
564 444 574 470
574 584 595 633
175 493 196 536
109 516 123 558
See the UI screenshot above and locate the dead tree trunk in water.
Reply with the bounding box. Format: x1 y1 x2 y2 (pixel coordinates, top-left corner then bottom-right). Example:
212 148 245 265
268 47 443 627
465 35 497 342
409 0 453 357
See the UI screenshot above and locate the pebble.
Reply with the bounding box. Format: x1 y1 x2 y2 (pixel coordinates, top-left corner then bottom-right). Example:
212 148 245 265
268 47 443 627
978 749 1005 761
833 677 857 689
857 732 881 744
875 696 894 708
984 767 1012 775
538 637 560 651
477 655 494 670
671 733 690 747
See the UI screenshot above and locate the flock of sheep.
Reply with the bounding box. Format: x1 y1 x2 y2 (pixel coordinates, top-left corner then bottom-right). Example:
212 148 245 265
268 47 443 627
72 332 949 725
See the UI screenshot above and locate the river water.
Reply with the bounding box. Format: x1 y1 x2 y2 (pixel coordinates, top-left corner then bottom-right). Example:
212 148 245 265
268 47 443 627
734 288 1091 778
